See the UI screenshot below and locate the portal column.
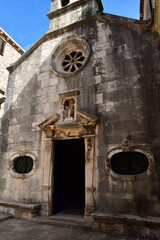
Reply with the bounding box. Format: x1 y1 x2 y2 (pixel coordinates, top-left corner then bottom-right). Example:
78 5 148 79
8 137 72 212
42 128 53 216
84 136 95 219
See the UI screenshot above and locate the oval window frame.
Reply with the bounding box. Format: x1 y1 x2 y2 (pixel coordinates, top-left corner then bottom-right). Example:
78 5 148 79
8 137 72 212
8 152 37 179
106 148 155 181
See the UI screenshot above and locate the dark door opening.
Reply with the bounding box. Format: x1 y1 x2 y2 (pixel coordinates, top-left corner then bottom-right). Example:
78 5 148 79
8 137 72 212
53 138 85 215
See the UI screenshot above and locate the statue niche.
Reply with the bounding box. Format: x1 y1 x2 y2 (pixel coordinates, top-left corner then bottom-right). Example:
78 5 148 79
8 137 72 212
63 98 75 121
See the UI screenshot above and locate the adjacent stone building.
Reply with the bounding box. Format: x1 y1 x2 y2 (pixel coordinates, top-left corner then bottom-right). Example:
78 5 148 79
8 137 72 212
1 0 160 238
0 27 24 112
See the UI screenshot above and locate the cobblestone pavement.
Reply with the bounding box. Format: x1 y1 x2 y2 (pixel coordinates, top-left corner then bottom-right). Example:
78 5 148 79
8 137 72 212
0 218 146 240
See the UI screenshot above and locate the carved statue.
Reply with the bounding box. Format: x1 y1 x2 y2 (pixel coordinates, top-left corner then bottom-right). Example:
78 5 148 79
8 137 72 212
63 98 75 121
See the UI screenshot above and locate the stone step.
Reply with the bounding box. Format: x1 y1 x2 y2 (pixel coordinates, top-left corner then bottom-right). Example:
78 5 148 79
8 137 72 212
32 215 93 231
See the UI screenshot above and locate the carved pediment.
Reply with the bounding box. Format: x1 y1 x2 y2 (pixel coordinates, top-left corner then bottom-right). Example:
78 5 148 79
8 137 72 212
76 110 100 127
38 113 60 130
38 111 99 132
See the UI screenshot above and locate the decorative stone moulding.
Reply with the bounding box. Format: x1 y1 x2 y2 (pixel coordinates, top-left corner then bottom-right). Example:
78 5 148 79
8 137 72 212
52 38 91 77
105 147 155 181
8 152 37 179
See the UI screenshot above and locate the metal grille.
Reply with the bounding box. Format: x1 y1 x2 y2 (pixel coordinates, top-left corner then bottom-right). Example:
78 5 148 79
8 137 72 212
14 156 33 174
62 51 85 73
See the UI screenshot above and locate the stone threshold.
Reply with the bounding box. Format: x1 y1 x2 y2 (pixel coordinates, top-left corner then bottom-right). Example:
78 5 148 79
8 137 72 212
32 215 93 231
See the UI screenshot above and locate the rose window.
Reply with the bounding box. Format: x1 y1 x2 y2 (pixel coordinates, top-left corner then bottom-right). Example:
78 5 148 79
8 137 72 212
62 51 85 73
52 38 91 77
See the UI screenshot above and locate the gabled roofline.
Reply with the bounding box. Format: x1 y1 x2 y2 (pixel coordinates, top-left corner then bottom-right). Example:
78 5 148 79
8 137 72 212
7 13 153 73
0 27 25 55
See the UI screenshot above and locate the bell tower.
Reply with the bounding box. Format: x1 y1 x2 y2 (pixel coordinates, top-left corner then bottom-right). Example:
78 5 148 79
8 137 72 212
47 0 103 32
50 0 71 11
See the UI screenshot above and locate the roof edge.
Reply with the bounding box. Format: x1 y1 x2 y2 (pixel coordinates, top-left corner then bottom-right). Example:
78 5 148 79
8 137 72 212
0 27 25 55
7 14 153 73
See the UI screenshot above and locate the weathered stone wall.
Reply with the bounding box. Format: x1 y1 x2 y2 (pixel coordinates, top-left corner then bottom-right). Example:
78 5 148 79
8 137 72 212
95 18 160 217
1 43 46 204
1 12 160 219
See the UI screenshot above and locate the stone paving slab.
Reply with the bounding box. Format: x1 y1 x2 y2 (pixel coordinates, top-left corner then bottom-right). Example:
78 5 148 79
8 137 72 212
0 218 146 240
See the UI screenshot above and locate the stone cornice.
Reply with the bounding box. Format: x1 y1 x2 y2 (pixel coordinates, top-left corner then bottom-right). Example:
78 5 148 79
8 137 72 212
7 14 153 73
0 27 25 55
47 0 103 19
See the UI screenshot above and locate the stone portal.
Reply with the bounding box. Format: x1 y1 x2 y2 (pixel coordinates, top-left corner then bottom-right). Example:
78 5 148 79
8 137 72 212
39 111 99 218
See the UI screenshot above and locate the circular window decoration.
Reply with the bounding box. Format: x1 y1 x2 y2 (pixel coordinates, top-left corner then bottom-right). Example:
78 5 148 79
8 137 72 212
62 51 85 73
8 152 37 179
106 148 155 181
14 156 33 174
52 38 91 77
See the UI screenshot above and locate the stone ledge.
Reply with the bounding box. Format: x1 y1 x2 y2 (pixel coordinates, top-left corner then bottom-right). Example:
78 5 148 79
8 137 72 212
92 211 160 226
92 211 160 239
0 199 40 210
0 199 40 221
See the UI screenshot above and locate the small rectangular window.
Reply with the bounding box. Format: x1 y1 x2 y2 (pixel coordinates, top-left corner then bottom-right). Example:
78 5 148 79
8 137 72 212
0 38 6 56
61 0 69 7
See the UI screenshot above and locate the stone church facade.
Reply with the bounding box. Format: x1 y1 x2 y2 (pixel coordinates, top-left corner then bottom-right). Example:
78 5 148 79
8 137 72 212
1 0 160 238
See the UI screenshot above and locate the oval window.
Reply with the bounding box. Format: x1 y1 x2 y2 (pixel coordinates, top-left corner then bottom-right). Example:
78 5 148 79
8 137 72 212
14 156 33 174
111 152 149 175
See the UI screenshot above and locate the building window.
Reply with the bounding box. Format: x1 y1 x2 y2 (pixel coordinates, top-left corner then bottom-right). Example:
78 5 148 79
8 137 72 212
0 38 6 56
111 152 149 175
106 148 155 180
13 156 33 174
8 152 37 179
61 0 69 7
52 38 91 77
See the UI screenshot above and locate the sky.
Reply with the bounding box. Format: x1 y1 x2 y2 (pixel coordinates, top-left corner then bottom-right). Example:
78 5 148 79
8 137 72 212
0 0 140 51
